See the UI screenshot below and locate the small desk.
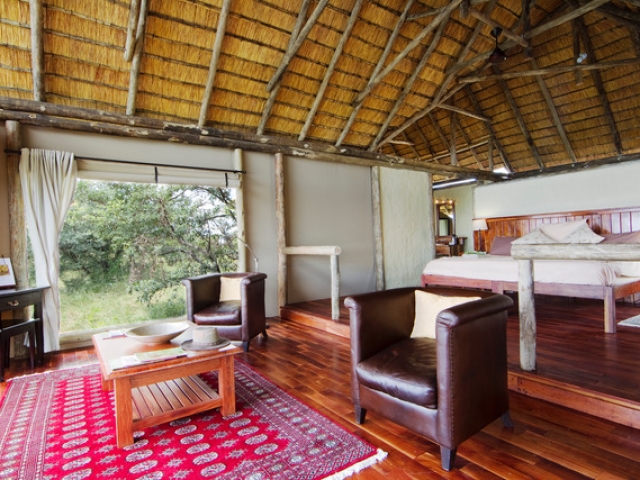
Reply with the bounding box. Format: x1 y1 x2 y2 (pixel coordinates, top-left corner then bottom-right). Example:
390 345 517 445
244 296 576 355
0 287 47 366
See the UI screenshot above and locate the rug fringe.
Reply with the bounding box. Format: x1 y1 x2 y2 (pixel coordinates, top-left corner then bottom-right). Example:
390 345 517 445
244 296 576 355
322 448 388 480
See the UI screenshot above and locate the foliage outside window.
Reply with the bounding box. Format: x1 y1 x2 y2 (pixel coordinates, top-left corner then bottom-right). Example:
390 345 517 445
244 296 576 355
59 180 237 333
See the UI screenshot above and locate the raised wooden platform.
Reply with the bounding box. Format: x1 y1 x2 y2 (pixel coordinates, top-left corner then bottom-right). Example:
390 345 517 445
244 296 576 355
281 294 640 429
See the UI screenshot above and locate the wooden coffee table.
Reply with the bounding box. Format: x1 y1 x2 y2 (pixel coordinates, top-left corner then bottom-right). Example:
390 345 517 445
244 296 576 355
92 333 241 447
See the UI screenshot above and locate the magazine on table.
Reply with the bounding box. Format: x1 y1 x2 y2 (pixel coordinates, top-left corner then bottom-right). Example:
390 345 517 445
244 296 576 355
0 258 16 289
110 346 187 370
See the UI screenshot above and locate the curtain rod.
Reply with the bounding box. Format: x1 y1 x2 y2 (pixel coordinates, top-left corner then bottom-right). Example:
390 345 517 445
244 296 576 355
3 149 246 175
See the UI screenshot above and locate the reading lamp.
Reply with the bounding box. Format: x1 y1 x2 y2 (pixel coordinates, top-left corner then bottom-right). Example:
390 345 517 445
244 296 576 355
472 218 488 252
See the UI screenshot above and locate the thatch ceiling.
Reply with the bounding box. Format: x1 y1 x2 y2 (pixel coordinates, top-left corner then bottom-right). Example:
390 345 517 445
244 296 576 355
1 0 640 183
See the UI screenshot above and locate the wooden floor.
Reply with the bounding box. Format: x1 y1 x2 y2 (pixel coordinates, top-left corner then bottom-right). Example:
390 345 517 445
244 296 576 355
3 296 640 478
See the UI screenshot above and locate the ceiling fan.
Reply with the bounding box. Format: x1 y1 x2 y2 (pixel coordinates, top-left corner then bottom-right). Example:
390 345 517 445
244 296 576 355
489 27 507 64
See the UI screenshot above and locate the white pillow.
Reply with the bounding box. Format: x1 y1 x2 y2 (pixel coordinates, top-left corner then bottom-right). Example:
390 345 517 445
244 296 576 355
512 228 556 245
219 277 243 301
540 219 587 241
513 223 604 245
561 224 604 244
411 290 480 339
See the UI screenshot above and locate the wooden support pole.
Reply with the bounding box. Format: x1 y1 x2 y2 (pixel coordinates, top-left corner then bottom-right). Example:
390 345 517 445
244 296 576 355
275 153 287 311
518 259 536 371
29 0 45 101
6 121 28 291
371 167 384 291
234 148 247 271
330 253 340 320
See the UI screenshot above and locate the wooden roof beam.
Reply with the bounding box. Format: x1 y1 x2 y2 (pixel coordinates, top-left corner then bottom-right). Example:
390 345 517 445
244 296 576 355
495 66 544 169
464 85 513 172
352 0 463 105
367 17 449 151
438 103 491 123
453 112 485 168
468 8 529 48
265 0 330 92
124 0 141 61
575 14 623 154
377 0 497 148
413 124 437 159
529 57 577 163
198 0 233 127
29 0 45 102
0 97 504 181
298 0 364 141
125 0 149 116
458 58 640 83
258 0 312 135
336 0 416 146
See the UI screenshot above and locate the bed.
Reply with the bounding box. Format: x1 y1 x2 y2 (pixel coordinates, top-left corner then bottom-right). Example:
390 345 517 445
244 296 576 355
421 207 640 333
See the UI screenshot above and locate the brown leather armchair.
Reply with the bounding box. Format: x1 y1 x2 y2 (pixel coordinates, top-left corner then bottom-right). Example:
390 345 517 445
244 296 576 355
182 272 268 352
344 287 514 471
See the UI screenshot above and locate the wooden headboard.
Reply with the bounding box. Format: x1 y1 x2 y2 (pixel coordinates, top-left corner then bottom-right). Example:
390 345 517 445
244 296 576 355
482 207 640 252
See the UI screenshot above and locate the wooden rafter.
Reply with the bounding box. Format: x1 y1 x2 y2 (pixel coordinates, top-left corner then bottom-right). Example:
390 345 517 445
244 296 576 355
428 112 451 153
0 98 504 181
454 115 485 168
458 58 640 82
522 0 532 57
352 0 463 106
438 103 491 123
413 125 437 159
450 111 458 166
336 0 416 146
29 0 45 102
575 14 623 154
298 0 363 141
378 0 498 148
495 66 544 169
265 0 330 92
402 133 421 160
529 57 577 163
258 0 312 135
125 0 149 116
469 8 529 48
367 16 449 151
198 0 233 127
465 85 513 172
124 0 141 61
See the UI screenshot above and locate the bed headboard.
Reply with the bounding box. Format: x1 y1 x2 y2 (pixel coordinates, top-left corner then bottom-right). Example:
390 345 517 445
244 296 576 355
483 207 640 253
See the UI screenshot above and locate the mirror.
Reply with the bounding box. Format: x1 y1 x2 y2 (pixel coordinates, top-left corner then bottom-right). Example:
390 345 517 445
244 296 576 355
434 199 455 237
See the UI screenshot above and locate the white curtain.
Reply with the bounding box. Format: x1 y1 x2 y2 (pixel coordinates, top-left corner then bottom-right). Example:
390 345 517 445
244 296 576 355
20 148 77 352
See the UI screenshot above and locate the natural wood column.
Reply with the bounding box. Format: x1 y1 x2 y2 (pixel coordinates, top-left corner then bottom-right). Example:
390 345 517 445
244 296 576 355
517 259 536 371
275 153 287 310
6 121 28 291
234 149 247 271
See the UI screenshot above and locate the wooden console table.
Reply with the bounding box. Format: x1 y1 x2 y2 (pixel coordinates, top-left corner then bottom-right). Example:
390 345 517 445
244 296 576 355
0 286 47 366
512 244 640 372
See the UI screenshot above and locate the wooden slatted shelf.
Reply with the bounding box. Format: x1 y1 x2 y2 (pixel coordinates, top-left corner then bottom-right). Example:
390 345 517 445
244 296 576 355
132 375 222 429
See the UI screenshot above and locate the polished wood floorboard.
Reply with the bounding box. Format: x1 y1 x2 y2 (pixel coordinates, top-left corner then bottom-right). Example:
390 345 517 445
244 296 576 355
2 298 640 478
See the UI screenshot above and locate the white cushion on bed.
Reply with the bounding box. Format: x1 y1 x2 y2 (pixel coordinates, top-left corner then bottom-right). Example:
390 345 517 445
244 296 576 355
540 219 588 241
412 290 480 339
514 223 604 245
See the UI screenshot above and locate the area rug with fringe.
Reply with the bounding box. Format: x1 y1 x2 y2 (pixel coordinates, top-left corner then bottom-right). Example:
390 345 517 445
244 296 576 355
0 362 386 480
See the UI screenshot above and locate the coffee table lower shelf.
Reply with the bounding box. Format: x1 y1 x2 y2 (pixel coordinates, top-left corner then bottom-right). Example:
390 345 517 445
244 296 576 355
131 375 222 431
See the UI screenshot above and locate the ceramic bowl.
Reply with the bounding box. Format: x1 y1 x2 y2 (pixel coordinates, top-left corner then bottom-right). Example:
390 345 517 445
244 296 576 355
125 322 190 344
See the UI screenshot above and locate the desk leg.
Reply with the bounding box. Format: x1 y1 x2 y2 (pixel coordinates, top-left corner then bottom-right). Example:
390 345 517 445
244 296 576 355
33 307 44 365
219 356 236 417
114 377 134 448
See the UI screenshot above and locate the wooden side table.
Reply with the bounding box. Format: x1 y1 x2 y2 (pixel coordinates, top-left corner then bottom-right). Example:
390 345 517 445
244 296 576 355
0 287 47 367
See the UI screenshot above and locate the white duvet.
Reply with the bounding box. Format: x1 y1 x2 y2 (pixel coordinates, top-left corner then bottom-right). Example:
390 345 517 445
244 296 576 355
423 254 620 286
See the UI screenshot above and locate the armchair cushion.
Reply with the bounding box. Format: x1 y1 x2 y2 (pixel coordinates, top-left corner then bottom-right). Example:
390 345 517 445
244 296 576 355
193 300 241 325
356 337 438 408
411 291 480 338
219 277 242 301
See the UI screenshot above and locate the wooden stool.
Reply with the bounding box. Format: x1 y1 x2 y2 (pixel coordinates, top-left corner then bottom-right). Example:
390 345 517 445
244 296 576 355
0 318 40 382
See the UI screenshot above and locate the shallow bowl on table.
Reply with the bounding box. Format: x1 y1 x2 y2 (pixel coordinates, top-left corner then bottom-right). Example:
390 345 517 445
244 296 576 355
125 322 190 344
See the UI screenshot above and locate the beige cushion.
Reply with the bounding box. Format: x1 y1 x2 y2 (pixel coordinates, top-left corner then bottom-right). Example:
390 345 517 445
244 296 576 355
514 223 604 245
540 219 587 241
219 277 243 301
411 290 480 339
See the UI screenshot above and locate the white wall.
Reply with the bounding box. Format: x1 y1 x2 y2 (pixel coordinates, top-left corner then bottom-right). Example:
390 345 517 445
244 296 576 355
380 167 434 287
475 161 640 218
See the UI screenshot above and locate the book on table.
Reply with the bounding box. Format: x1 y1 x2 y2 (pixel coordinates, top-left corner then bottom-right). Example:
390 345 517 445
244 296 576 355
110 346 187 370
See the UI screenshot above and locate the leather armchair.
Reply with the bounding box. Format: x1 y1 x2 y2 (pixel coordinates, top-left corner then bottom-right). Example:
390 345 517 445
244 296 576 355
182 272 268 352
344 287 514 471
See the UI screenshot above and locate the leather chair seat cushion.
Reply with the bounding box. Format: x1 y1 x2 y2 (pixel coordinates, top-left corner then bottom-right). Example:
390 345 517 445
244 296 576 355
356 337 438 409
192 300 242 325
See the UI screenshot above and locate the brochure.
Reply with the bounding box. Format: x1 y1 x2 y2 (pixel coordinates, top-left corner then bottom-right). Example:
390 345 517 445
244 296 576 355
110 346 187 370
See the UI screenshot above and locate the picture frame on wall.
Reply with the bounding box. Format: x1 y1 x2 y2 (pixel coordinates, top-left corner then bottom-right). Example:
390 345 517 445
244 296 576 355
0 258 16 289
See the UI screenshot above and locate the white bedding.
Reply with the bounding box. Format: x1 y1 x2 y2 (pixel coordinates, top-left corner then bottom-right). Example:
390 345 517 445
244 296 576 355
423 255 620 286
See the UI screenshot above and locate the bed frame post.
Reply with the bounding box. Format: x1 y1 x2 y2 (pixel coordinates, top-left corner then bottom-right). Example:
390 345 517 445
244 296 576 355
518 259 536 372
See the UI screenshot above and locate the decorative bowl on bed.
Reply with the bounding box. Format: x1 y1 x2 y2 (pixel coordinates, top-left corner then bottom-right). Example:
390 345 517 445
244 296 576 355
125 322 190 344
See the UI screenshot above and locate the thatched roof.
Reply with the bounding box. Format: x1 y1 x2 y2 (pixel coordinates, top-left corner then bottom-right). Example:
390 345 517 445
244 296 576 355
1 0 640 183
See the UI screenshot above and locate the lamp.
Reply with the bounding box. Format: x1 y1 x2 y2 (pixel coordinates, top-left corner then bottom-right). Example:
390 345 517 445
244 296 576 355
472 218 488 252
489 27 506 64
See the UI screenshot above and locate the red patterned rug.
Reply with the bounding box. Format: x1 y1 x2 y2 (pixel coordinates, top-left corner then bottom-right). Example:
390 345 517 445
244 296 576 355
0 362 385 479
